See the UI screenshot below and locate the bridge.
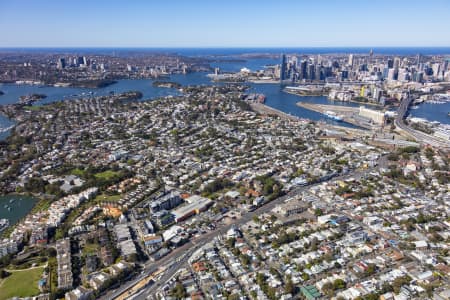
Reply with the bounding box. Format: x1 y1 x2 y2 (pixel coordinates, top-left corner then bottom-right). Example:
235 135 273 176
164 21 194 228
394 95 449 149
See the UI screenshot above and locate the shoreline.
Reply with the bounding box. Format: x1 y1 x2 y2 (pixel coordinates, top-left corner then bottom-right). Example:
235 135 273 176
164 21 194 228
0 194 40 237
283 90 328 97
329 98 384 107
251 102 370 135
296 102 373 130
249 102 304 122
284 89 383 107
248 79 279 84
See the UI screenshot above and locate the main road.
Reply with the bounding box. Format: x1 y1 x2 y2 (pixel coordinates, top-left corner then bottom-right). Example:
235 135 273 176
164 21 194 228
102 162 384 300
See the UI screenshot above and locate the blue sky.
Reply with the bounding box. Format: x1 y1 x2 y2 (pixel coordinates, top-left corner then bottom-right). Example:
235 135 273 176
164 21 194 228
0 0 449 47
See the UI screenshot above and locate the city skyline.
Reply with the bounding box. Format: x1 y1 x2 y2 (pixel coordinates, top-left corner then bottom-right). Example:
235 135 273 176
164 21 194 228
1 0 450 48
1 1 450 298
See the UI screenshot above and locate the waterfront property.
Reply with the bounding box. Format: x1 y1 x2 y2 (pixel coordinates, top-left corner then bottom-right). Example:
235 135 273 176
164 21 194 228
0 195 37 227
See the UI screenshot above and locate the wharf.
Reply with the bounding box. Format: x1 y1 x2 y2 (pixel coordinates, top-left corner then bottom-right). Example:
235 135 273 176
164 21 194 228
251 102 371 138
297 102 373 130
250 102 303 122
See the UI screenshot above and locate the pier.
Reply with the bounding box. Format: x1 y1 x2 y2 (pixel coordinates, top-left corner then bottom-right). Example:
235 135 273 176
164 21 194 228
296 102 374 129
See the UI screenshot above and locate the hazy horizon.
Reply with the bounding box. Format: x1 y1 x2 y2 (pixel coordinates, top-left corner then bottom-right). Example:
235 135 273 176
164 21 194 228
1 0 449 48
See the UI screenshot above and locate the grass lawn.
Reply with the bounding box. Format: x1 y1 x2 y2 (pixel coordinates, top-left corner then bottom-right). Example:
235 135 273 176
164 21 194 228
23 105 44 111
70 168 87 177
93 193 122 204
82 242 101 256
0 266 44 300
94 170 121 180
31 198 52 213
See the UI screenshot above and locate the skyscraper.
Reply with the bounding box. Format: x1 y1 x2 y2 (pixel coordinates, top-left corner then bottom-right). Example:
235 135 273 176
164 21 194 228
77 56 84 66
57 58 66 69
387 58 394 69
416 53 422 66
393 57 401 70
348 54 354 67
280 54 288 81
299 60 307 80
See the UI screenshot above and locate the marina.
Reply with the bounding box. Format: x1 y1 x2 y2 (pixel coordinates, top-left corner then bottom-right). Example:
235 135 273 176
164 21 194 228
0 218 9 233
0 195 38 228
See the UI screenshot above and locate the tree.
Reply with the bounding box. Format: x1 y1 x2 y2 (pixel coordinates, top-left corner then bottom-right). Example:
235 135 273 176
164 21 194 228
333 279 346 290
309 237 319 251
380 282 393 294
425 148 434 160
239 254 251 266
44 247 57 258
227 294 240 300
171 282 186 299
267 286 277 300
364 264 376 276
24 177 47 193
392 275 412 294
322 282 334 297
284 276 295 294
0 269 10 279
256 273 266 286
226 237 236 249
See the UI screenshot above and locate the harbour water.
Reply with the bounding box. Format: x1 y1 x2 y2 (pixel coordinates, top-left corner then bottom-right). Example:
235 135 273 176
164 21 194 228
1 53 448 133
0 195 37 227
409 101 450 124
0 48 449 223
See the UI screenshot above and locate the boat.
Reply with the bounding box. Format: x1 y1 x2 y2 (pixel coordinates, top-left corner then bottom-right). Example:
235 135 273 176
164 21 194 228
243 93 266 103
0 125 14 133
324 111 343 121
0 218 9 233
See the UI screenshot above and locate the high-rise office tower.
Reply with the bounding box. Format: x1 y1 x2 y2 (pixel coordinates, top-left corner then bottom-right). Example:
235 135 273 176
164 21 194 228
317 54 322 65
315 65 322 81
443 60 449 72
348 54 354 67
416 53 422 66
432 63 441 77
393 57 401 70
290 55 298 68
77 56 84 66
57 58 66 69
387 58 394 69
307 64 315 81
299 60 307 80
280 54 288 81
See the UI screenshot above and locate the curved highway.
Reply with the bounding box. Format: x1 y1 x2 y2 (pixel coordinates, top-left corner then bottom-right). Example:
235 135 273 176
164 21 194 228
394 96 449 149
